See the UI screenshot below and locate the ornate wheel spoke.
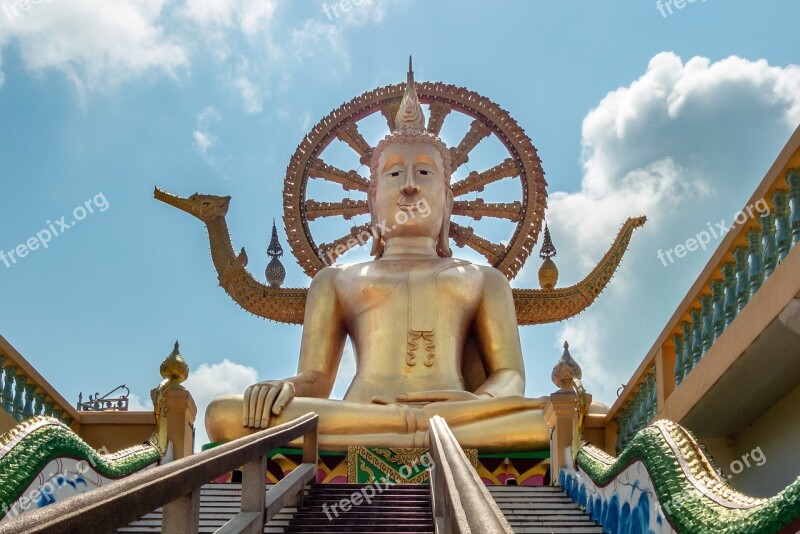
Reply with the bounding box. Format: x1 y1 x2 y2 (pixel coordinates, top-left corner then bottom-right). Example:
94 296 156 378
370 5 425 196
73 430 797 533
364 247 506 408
336 121 373 165
449 222 504 264
426 101 451 136
381 100 401 132
452 199 521 222
309 158 369 193
452 158 518 197
449 119 492 170
305 199 369 221
318 223 373 264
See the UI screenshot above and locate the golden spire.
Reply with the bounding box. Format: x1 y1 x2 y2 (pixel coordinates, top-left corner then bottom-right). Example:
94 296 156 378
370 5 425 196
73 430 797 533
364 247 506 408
551 341 582 390
395 56 425 134
538 222 559 289
160 340 189 386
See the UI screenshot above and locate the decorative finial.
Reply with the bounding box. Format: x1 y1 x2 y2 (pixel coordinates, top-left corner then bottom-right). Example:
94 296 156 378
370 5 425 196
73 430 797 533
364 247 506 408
267 219 284 258
160 340 189 386
395 55 426 134
551 340 582 390
538 222 559 289
266 219 286 288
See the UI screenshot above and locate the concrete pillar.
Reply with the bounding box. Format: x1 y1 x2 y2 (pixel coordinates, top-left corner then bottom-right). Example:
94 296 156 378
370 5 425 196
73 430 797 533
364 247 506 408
166 387 197 459
544 390 577 485
655 346 676 412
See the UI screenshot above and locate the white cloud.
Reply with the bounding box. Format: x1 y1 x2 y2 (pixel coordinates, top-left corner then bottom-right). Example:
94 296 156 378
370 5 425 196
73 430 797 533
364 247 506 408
193 130 215 153
547 52 800 272
547 53 800 406
127 393 152 412
180 0 279 40
233 75 262 114
0 0 187 94
193 105 221 153
183 358 259 448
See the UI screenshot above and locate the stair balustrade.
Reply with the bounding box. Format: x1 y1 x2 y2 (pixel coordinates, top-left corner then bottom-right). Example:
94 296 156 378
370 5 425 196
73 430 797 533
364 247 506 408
428 415 513 534
0 336 77 427
0 412 319 534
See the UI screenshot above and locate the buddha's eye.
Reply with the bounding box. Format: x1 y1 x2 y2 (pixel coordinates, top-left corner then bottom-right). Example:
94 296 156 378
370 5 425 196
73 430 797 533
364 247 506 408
388 171 402 177
418 170 431 176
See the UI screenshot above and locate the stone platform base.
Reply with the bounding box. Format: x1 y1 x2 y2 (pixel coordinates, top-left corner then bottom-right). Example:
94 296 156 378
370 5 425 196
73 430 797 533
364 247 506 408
203 444 550 486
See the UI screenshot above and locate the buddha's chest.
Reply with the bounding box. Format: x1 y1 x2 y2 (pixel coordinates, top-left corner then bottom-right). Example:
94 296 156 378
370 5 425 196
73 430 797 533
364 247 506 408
336 260 482 326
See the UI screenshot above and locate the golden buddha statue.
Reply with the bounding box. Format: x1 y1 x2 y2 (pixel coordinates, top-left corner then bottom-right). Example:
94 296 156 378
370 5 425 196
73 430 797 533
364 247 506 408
155 60 645 453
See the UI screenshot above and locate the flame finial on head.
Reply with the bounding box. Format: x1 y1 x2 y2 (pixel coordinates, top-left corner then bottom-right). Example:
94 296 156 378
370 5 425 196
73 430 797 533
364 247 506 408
395 56 425 133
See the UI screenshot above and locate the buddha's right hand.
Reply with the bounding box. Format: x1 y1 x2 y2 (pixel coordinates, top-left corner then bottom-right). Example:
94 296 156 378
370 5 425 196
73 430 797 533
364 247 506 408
242 380 296 429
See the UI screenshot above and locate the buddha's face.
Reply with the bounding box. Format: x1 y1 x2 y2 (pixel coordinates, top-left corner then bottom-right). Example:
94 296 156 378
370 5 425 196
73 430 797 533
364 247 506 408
371 141 447 241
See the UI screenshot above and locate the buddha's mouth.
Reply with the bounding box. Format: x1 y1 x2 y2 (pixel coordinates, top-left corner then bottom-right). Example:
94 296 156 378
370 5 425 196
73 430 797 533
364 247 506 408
397 201 422 212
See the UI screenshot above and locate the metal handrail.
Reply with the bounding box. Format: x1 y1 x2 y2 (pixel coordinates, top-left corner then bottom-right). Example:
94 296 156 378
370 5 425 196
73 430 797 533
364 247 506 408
0 412 319 534
428 416 513 534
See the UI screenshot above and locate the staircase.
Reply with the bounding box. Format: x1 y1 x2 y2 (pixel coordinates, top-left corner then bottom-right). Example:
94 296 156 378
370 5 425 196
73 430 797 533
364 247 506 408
121 482 602 534
488 485 603 533
120 483 434 533
268 483 434 533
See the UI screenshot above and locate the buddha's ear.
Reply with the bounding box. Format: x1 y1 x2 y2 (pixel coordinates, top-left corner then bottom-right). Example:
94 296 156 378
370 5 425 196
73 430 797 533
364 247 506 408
437 188 453 258
367 187 384 258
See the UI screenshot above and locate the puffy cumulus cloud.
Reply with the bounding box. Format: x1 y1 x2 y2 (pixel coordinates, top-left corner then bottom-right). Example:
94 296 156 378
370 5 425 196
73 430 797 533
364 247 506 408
546 52 800 406
548 53 800 270
0 0 187 94
184 359 259 448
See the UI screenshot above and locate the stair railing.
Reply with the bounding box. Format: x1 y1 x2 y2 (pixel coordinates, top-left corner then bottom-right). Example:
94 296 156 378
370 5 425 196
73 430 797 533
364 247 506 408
0 412 319 534
428 416 513 534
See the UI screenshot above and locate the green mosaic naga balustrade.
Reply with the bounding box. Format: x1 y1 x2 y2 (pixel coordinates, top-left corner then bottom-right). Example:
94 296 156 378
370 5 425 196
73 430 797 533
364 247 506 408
0 416 160 520
572 420 800 534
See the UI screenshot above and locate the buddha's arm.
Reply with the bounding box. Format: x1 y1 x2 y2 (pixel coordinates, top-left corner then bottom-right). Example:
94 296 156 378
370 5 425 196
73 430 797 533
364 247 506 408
472 267 526 398
292 266 347 398
243 267 346 428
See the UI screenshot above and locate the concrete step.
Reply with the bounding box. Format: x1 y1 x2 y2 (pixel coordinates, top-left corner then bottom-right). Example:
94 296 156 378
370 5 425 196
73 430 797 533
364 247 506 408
122 482 602 534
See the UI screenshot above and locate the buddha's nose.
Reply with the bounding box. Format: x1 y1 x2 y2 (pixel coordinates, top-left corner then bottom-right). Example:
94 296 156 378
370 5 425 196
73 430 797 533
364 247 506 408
401 170 420 196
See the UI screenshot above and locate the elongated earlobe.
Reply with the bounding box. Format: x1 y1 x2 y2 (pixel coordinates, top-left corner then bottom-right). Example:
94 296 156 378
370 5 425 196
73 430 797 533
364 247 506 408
437 189 453 258
367 192 384 258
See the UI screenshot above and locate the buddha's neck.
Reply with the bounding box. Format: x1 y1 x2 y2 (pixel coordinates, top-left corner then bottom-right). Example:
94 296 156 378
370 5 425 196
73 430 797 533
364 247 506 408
382 237 438 259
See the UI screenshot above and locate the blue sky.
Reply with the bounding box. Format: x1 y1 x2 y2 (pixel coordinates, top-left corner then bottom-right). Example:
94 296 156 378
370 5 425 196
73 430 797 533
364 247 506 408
1 0 799 448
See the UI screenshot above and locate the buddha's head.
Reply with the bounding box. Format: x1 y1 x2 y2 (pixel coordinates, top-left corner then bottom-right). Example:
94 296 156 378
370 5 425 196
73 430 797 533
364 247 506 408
368 59 453 258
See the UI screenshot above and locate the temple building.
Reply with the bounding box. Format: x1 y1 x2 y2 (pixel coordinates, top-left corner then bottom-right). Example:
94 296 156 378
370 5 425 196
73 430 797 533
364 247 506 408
0 64 798 534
